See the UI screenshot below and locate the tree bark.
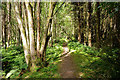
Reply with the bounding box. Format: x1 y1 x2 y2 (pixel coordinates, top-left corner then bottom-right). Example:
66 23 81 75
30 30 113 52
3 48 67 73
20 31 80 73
36 2 41 58
23 3 29 48
87 2 92 47
7 2 11 47
78 2 81 43
2 8 4 47
96 2 100 47
40 2 56 65
3 3 7 49
15 4 30 70
25 2 37 70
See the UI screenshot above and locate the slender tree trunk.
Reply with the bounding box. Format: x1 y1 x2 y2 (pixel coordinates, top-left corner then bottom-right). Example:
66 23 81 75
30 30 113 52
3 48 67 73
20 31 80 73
19 2 23 46
36 2 41 58
16 24 19 46
40 2 56 65
3 3 7 49
0 8 2 46
33 3 37 47
25 2 37 70
17 29 21 46
7 3 11 47
96 2 100 47
87 2 92 47
73 10 78 40
83 3 87 46
110 18 113 47
2 23 4 46
54 15 57 42
77 3 81 43
23 3 29 48
49 18 54 47
15 4 30 70
2 11 4 47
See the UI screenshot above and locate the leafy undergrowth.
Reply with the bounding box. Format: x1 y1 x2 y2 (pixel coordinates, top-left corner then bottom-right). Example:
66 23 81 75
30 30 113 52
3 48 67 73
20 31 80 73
21 43 63 78
1 43 63 78
0 46 27 78
68 41 120 78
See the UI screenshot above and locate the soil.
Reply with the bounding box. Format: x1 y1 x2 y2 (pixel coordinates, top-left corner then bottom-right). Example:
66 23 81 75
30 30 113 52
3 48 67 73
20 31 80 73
59 46 77 78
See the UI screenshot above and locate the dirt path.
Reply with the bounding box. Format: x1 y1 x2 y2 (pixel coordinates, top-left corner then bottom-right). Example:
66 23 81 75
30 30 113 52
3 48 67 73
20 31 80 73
59 46 77 78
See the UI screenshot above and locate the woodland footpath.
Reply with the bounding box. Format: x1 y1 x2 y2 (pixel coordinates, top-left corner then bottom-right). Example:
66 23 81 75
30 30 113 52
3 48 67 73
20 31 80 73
0 2 120 78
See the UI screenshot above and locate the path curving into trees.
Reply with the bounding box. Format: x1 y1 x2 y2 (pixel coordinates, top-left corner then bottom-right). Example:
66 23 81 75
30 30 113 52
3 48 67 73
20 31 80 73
59 46 77 78
1 1 120 78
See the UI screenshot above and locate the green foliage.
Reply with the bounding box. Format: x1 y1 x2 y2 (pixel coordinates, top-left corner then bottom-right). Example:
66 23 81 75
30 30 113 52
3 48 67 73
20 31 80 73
58 38 68 46
100 2 120 17
23 64 60 78
68 41 120 78
21 43 63 78
5 69 19 78
46 43 63 63
1 42 63 78
1 46 27 78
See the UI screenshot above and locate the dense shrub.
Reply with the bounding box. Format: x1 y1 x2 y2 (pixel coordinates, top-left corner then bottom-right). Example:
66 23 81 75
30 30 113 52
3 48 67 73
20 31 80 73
68 41 120 78
46 43 63 63
1 43 64 78
21 43 63 78
1 46 27 78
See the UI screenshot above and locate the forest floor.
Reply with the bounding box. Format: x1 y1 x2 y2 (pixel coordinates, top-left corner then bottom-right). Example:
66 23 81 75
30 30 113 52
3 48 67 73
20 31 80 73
59 46 77 78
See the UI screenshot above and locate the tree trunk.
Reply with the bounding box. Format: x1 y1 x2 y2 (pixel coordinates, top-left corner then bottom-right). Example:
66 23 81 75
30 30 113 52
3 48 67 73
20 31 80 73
78 2 81 43
40 2 56 65
2 9 4 47
36 2 41 58
54 15 57 42
7 2 11 47
83 3 87 46
87 2 92 47
49 18 54 47
25 2 37 70
15 4 30 70
3 3 7 49
23 3 29 48
96 2 100 47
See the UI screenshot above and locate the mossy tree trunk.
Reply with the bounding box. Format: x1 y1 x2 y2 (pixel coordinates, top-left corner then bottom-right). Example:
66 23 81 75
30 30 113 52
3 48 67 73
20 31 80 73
25 2 37 70
36 2 41 58
40 2 57 66
15 3 31 70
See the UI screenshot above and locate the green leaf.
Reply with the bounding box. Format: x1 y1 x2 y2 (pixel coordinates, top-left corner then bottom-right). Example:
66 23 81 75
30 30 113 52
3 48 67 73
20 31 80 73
6 69 18 78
